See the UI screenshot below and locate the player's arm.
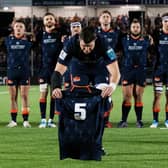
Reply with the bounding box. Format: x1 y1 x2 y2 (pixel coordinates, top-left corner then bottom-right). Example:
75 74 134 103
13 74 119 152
100 41 121 97
101 61 120 98
51 62 67 99
147 33 157 64
51 38 73 98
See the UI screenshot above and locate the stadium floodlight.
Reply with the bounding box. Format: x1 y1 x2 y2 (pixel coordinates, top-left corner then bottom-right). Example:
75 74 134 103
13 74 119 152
3 6 9 11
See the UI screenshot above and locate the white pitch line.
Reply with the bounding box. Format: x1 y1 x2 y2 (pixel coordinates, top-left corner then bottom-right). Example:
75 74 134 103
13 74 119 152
0 91 8 94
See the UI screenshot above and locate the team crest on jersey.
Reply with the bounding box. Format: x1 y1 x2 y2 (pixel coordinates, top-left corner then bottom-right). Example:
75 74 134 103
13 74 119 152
107 38 112 42
73 76 81 82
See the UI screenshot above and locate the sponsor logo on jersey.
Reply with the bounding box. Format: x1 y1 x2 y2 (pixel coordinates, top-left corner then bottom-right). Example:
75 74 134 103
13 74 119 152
128 43 143 50
43 38 56 44
11 44 25 49
59 50 67 60
159 39 168 45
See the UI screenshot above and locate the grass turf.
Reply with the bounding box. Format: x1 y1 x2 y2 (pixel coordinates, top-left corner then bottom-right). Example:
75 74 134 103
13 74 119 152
0 85 168 168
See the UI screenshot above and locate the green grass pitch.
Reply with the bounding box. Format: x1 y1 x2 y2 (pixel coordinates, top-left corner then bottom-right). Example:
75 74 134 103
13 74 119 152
0 85 168 168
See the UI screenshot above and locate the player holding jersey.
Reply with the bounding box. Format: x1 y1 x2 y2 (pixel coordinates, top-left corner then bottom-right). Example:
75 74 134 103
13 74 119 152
5 19 32 128
117 19 153 128
150 13 168 128
56 86 106 160
38 13 63 128
51 26 120 158
51 26 120 100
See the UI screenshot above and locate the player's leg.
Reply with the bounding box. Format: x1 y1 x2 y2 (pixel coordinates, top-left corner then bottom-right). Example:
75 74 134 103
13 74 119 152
39 79 48 128
7 84 18 127
20 84 31 128
164 80 168 127
118 69 134 128
134 68 146 128
150 78 163 128
134 85 144 128
47 87 57 128
118 84 133 128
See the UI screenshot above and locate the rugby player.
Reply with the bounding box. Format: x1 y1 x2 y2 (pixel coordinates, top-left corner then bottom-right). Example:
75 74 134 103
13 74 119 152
117 19 153 128
5 19 32 128
38 13 63 128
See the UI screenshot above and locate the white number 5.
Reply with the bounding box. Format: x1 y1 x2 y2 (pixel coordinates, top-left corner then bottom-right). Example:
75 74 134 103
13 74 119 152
74 103 86 120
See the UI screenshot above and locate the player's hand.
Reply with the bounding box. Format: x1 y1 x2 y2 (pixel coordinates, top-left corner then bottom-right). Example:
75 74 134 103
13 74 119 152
148 35 154 45
101 85 114 98
61 35 67 43
52 88 62 99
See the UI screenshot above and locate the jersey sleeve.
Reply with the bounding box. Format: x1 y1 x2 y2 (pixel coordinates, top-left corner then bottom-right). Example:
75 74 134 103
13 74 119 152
101 38 117 65
57 37 73 66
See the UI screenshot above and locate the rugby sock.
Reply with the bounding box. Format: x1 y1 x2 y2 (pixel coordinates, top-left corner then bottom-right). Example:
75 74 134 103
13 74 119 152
39 98 47 119
166 112 168 121
153 108 160 122
10 109 18 122
22 108 30 121
135 102 143 121
122 101 131 122
49 98 55 119
104 101 113 127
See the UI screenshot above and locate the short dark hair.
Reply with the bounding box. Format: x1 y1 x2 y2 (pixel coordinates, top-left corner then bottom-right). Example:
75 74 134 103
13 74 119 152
14 19 25 25
162 13 168 18
130 18 141 25
99 10 112 18
79 26 96 43
43 12 55 18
